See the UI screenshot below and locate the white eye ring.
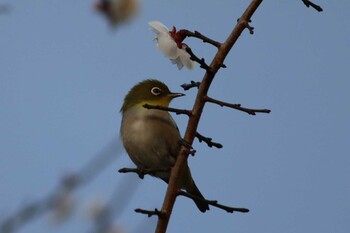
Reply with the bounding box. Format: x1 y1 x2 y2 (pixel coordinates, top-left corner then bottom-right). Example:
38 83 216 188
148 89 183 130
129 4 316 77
151 87 162 96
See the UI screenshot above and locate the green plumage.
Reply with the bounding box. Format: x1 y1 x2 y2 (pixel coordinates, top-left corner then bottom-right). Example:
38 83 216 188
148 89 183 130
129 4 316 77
120 79 171 113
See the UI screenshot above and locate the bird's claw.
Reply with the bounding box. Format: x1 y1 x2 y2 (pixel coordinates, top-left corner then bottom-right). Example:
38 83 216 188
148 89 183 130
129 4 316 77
180 139 196 156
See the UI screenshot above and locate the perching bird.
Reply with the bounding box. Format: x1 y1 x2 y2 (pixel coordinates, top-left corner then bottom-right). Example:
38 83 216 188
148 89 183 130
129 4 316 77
120 79 209 212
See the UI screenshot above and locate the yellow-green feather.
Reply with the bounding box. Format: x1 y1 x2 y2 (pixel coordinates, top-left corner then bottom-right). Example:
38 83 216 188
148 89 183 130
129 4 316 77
120 79 172 113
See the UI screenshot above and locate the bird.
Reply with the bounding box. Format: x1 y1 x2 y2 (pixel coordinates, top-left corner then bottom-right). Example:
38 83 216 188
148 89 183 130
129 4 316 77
120 79 209 212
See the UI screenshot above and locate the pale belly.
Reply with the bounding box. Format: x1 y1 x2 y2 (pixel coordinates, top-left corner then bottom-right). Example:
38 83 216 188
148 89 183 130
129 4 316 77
121 113 178 170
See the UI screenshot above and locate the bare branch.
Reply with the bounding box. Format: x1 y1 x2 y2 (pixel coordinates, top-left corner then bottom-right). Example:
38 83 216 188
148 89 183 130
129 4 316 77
143 104 192 116
181 81 201 91
184 46 211 71
135 208 164 218
205 96 271 115
179 29 222 48
178 191 249 213
301 0 323 12
195 132 223 149
155 1 264 232
118 167 170 179
185 46 226 70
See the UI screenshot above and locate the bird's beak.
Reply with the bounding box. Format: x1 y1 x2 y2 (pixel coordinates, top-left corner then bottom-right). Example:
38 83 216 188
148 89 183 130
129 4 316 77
168 92 185 98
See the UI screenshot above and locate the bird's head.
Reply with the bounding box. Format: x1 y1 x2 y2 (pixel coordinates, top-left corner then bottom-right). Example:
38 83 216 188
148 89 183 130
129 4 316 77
120 79 184 113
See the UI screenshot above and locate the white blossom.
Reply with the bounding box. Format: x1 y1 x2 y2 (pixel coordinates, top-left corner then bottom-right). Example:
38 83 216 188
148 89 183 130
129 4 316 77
149 21 195 70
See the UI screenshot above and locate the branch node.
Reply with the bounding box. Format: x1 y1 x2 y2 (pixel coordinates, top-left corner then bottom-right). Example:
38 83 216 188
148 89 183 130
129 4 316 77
237 18 254 34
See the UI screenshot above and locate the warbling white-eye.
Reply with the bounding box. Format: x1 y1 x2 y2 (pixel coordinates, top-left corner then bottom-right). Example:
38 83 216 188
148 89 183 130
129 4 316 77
120 79 209 212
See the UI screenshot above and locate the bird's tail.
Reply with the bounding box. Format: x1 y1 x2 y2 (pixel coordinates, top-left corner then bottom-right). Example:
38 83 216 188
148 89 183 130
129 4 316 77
186 181 210 213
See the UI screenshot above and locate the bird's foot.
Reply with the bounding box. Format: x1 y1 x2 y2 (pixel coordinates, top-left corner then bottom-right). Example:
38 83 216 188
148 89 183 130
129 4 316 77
180 139 196 156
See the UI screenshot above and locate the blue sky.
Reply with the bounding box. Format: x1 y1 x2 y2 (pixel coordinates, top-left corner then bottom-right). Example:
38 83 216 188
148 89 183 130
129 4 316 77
1 0 349 233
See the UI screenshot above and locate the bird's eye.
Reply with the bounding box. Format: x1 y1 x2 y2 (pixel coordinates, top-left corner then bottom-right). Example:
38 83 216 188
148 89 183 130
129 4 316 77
151 87 162 96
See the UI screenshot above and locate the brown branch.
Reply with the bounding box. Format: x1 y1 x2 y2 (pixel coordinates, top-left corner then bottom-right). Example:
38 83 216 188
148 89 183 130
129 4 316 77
155 1 263 232
143 104 192 116
118 167 170 179
205 96 271 115
301 0 323 12
178 191 249 213
135 208 164 218
238 18 254 34
181 81 201 91
195 132 223 149
180 30 222 48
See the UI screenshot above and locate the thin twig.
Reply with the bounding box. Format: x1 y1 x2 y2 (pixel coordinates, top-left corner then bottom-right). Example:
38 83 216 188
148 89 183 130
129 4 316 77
195 132 223 149
178 191 249 213
135 208 164 218
205 96 271 115
301 0 323 12
143 104 192 116
118 167 170 179
185 45 226 70
181 81 201 91
179 30 222 48
184 46 211 71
